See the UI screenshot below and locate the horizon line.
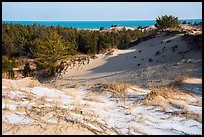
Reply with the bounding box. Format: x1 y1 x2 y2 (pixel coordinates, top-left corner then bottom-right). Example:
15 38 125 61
2 18 202 22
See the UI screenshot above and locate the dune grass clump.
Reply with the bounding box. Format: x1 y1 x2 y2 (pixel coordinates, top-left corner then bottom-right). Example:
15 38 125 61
169 75 189 87
142 85 202 123
143 86 182 109
68 83 83 88
143 86 190 104
89 82 133 98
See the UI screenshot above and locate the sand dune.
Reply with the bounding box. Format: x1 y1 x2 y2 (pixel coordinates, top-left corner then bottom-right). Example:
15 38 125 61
2 30 202 135
54 31 202 88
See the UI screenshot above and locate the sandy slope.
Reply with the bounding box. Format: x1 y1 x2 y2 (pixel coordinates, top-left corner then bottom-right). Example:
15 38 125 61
54 31 202 88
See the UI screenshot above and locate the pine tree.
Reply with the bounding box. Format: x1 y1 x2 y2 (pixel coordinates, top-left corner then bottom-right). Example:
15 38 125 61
155 15 179 30
31 30 76 76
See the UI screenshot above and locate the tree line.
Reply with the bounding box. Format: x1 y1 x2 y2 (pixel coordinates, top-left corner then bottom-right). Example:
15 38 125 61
3 15 184 77
2 23 152 57
2 23 154 77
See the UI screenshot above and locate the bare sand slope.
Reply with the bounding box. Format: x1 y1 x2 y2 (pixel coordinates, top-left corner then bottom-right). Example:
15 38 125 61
54 32 202 87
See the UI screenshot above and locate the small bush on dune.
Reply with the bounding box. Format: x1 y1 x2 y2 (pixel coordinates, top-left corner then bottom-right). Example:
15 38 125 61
155 15 180 30
182 21 187 24
99 26 104 30
2 56 16 79
22 62 32 77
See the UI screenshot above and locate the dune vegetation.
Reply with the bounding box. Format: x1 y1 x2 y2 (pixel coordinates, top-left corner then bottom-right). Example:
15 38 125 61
2 15 202 135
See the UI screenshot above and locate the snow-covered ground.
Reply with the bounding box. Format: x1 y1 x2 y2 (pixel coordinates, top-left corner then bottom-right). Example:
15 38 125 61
2 78 202 135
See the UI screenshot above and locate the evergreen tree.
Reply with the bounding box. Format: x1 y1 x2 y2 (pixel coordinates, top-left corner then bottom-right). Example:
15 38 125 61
155 15 179 30
31 30 76 76
2 56 10 73
2 22 154 78
2 56 16 79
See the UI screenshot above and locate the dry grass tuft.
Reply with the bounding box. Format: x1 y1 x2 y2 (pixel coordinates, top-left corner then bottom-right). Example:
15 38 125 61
68 83 82 88
143 85 196 104
99 82 129 92
145 86 176 101
82 97 104 103
186 114 202 123
89 82 132 97
2 77 40 90
144 87 174 106
169 75 190 87
142 86 202 123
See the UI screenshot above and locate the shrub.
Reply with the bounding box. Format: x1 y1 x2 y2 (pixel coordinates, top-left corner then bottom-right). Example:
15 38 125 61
111 24 117 27
155 15 180 30
2 56 10 72
22 62 31 77
137 26 143 29
99 26 104 30
2 56 16 73
187 22 192 25
182 21 187 24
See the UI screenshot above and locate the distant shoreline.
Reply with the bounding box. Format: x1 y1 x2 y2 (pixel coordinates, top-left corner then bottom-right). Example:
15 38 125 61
2 19 202 29
2 18 202 22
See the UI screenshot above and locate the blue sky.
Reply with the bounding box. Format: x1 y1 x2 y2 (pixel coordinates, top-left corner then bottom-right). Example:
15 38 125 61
2 2 202 21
